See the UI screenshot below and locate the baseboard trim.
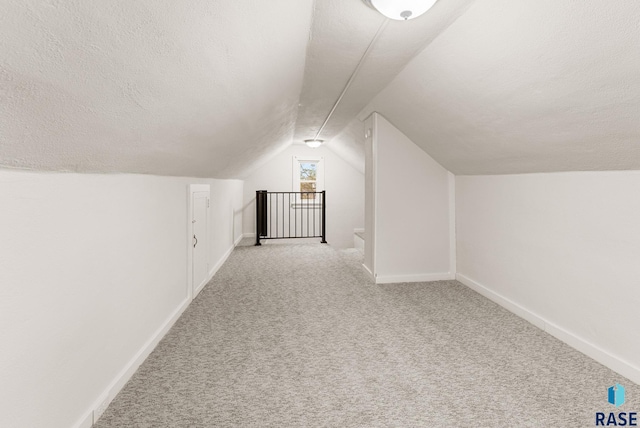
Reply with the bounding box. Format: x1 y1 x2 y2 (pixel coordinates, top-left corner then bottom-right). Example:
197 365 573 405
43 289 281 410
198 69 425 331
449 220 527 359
456 273 640 385
456 273 545 330
234 233 244 247
197 244 236 297
87 295 191 426
362 264 375 282
375 272 453 284
88 243 240 426
243 232 255 238
71 410 93 428
194 276 209 298
209 245 234 278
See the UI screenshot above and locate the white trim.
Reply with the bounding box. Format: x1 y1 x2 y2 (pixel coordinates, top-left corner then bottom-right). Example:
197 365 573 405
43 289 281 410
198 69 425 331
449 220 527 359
292 156 325 202
354 233 364 252
187 184 210 301
362 263 376 282
375 272 454 284
456 273 640 385
354 228 365 233
208 245 234 281
234 233 244 247
193 245 214 297
87 239 237 427
88 296 191 426
195 242 237 298
71 411 93 428
243 232 256 238
193 275 209 297
456 273 545 330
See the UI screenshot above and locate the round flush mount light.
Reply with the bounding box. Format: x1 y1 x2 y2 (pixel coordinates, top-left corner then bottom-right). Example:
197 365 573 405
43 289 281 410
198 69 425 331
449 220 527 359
304 139 324 148
362 0 438 21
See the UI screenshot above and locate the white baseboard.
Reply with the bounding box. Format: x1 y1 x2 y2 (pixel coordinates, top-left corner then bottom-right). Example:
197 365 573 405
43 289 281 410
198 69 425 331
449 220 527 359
209 245 234 279
194 276 209 298
456 273 545 330
234 233 244 247
196 244 236 297
86 242 240 427
362 264 375 282
354 234 364 252
86 295 191 427
243 232 255 238
71 410 93 428
354 228 364 233
456 273 640 386
375 272 454 284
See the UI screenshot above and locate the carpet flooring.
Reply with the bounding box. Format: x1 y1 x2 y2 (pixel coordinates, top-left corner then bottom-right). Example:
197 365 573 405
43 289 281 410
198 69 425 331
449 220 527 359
95 241 639 427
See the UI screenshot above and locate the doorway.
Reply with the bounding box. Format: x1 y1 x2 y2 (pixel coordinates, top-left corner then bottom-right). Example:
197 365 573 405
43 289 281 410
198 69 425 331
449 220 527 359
188 184 210 299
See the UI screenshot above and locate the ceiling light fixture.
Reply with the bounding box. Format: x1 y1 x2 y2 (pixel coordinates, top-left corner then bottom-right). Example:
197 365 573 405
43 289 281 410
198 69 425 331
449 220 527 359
304 139 324 148
362 0 438 21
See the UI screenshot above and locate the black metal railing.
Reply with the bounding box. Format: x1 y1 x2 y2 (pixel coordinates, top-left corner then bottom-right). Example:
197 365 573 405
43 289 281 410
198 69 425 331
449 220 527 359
255 190 327 245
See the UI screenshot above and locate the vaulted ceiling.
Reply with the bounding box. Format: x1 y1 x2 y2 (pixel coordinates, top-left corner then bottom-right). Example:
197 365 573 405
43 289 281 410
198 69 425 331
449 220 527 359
361 0 640 174
1 0 639 178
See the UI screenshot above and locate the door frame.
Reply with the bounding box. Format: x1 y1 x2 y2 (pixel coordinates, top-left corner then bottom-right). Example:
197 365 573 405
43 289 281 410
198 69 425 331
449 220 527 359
187 184 210 300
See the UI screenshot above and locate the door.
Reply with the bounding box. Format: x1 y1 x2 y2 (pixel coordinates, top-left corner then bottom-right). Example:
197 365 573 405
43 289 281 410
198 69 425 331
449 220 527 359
191 189 210 298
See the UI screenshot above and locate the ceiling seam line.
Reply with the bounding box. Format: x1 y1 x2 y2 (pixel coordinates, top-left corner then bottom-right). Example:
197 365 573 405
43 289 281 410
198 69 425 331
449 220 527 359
313 18 389 141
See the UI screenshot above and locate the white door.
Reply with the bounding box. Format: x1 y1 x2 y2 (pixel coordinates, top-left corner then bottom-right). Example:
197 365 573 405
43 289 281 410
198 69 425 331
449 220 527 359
192 190 209 297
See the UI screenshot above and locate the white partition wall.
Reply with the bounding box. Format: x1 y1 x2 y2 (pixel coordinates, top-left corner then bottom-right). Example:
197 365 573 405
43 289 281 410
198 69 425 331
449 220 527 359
364 113 454 284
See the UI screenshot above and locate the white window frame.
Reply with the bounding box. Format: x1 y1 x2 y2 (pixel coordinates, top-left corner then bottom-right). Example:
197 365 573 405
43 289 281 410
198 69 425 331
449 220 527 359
292 156 324 207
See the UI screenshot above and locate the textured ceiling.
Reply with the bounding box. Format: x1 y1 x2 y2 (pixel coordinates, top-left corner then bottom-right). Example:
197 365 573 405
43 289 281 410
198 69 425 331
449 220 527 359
0 0 313 178
360 0 640 174
294 0 475 144
2 0 639 178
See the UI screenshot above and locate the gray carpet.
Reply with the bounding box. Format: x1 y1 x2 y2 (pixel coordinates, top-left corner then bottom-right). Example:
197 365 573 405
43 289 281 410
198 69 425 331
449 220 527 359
95 241 639 427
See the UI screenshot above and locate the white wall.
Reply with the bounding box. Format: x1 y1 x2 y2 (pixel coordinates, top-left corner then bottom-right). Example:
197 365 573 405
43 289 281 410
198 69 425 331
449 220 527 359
326 117 366 174
364 115 375 274
365 113 453 283
0 169 243 428
456 172 640 384
242 144 364 249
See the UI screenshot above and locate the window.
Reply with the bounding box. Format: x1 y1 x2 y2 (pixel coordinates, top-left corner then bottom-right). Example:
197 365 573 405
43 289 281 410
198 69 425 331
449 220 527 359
299 162 317 198
292 156 324 204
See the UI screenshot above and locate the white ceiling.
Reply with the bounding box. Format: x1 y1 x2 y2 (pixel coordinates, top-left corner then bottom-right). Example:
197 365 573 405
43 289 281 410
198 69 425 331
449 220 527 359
361 0 640 174
0 0 313 178
294 0 474 144
1 0 639 178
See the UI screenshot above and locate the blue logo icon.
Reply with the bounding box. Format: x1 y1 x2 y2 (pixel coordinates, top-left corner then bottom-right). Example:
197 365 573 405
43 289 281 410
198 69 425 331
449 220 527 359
608 383 626 408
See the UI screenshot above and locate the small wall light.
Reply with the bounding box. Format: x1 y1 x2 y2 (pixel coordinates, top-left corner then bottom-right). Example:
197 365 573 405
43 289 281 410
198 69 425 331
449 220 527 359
304 139 324 148
363 0 438 21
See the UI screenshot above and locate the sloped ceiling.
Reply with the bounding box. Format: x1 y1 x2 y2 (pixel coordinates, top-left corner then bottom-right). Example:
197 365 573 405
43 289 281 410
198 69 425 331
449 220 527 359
0 0 313 178
2 0 639 178
294 0 474 144
361 0 640 174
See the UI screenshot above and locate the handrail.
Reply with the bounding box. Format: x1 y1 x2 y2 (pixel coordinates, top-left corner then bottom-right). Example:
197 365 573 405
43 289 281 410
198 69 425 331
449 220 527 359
255 191 327 246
